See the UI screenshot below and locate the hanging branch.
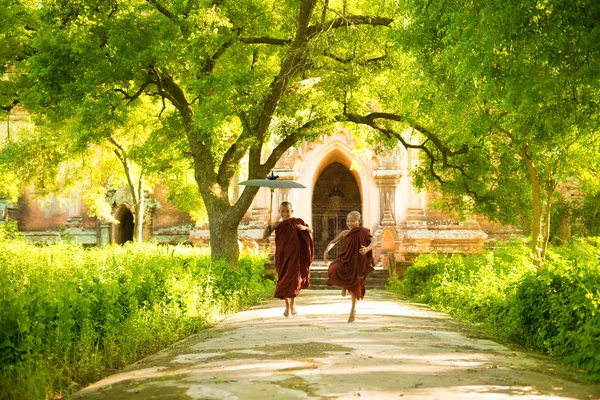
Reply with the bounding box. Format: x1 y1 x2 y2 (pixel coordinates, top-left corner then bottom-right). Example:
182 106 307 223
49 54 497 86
307 15 393 38
1 99 19 112
341 111 476 186
322 50 387 65
240 37 292 45
114 78 153 105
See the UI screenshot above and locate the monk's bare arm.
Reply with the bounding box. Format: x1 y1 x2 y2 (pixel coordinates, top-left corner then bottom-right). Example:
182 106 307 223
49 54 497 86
262 221 280 239
359 236 375 255
323 230 349 262
296 224 313 234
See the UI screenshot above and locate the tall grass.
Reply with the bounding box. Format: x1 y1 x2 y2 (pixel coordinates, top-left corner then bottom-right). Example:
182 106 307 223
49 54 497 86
0 227 274 399
387 239 600 379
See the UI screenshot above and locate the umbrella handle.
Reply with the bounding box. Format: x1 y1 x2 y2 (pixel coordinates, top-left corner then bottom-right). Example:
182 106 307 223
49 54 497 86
269 187 275 225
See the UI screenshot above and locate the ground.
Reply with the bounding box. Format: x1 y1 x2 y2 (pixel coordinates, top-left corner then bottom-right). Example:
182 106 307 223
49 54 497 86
74 291 600 400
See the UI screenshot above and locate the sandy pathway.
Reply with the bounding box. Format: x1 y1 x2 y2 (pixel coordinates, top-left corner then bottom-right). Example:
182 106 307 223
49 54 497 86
74 290 600 399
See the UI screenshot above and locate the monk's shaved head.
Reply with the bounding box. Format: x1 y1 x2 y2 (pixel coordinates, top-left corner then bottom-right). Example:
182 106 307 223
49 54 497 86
280 201 292 209
348 211 361 221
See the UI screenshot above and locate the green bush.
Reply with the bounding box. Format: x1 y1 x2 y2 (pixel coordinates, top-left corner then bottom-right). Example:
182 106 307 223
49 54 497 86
510 240 600 373
0 221 21 241
0 239 274 399
387 239 600 378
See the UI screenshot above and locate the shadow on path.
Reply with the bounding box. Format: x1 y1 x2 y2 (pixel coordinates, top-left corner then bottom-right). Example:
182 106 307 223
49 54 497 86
74 291 600 400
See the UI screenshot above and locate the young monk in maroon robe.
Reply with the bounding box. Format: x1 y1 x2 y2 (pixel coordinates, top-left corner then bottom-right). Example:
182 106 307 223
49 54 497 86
324 211 375 322
263 202 314 317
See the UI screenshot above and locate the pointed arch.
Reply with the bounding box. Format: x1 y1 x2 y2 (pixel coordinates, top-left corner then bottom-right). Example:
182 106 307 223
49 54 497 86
311 160 362 259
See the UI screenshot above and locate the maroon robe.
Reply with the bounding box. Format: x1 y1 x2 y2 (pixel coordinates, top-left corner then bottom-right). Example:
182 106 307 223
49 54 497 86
273 217 314 299
326 227 375 300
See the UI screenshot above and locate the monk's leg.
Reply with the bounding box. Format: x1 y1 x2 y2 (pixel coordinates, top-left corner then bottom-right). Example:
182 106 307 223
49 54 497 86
290 297 297 316
348 293 357 323
284 298 291 317
341 288 347 297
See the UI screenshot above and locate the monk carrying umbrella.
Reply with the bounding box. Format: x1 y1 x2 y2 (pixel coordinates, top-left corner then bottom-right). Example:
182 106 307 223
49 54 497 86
263 201 314 317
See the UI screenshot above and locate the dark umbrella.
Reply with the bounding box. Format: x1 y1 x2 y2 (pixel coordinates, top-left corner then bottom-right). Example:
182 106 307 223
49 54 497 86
238 171 306 224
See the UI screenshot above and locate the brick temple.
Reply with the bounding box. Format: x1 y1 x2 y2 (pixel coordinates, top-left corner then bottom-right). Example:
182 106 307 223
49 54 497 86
2 127 520 272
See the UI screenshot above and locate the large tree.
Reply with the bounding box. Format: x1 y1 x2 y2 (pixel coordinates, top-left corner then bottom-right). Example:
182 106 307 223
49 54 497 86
337 0 600 268
25 0 395 265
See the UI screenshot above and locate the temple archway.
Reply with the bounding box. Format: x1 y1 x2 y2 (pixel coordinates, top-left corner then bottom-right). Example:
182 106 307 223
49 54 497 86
113 205 134 244
312 162 362 259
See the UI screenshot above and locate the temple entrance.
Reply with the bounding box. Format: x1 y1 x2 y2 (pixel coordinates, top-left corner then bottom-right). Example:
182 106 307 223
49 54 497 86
312 162 362 260
114 206 134 244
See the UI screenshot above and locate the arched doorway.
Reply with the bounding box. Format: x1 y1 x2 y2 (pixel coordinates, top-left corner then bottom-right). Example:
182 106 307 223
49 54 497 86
312 162 362 259
114 206 134 244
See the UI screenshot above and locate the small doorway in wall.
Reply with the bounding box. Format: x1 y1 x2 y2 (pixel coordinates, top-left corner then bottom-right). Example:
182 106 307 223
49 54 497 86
312 162 361 259
114 205 134 244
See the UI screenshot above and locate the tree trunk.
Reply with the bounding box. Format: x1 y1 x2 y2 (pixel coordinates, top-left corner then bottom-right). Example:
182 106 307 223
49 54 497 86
133 194 144 242
132 174 145 242
194 162 261 267
207 210 242 266
522 152 544 269
540 180 555 260
559 209 572 244
530 184 544 269
173 1 320 267
109 137 145 242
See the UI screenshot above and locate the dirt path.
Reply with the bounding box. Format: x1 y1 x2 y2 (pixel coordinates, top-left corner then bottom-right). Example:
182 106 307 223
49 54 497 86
74 290 600 399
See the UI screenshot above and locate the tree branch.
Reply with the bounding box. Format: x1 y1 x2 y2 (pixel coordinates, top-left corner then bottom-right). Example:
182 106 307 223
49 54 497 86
240 37 293 45
307 15 394 37
114 78 152 105
149 66 216 183
1 99 19 112
262 117 324 173
149 66 192 119
254 0 318 144
146 0 175 21
322 50 387 65
342 111 475 185
217 129 253 188
351 112 469 156
234 126 305 217
108 137 139 204
206 38 236 73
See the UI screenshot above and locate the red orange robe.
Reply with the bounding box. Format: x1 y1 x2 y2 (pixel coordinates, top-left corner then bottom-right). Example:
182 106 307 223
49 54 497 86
326 227 375 300
273 217 314 299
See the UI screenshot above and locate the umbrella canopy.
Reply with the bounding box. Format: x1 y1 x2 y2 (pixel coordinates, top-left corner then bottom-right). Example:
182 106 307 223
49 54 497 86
238 173 306 224
238 179 306 189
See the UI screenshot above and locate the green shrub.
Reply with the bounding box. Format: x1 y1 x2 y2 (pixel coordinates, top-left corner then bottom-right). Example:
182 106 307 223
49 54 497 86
387 240 600 378
0 241 274 399
510 240 600 373
0 221 21 241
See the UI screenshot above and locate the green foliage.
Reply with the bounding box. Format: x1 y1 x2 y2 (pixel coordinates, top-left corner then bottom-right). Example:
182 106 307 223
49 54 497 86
388 241 600 378
12 0 399 265
512 241 600 373
0 242 273 399
551 192 600 241
358 0 600 250
0 0 37 114
576 194 600 237
0 221 21 241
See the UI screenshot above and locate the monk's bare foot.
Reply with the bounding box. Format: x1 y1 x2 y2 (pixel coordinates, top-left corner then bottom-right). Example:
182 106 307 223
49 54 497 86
341 288 347 297
348 310 356 323
283 308 290 318
291 306 298 316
